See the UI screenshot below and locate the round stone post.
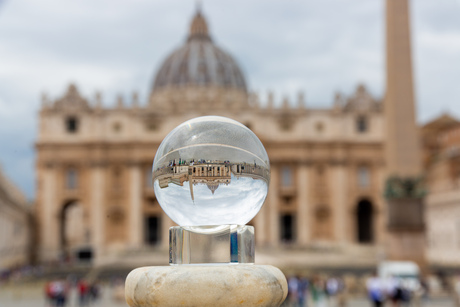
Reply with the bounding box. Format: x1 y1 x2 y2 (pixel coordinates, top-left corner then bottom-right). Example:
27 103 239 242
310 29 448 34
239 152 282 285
125 265 287 307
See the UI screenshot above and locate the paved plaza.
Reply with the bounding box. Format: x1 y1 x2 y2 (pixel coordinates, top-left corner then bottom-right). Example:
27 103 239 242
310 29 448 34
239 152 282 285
0 283 126 307
0 282 456 307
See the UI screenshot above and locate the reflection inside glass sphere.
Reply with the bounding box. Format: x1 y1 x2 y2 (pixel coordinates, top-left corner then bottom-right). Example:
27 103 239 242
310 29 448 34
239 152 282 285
152 116 270 227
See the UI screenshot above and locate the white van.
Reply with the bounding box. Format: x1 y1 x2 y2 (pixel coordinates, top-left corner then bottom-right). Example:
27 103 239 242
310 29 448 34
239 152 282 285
378 261 421 292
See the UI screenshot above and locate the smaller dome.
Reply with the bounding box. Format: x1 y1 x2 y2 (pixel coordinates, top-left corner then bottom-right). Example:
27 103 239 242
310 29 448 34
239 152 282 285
152 9 247 93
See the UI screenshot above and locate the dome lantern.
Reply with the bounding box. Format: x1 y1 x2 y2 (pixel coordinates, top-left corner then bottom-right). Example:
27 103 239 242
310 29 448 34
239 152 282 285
188 9 211 41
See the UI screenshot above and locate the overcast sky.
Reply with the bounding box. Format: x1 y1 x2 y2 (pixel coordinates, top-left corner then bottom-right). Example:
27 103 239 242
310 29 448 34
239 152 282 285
0 0 459 199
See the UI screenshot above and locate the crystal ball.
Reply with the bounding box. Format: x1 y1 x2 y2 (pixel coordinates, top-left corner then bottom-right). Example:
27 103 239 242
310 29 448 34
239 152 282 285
152 116 270 227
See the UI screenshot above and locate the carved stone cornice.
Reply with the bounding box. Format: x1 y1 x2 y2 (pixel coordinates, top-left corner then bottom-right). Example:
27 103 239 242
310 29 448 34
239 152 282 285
88 161 108 168
329 159 348 167
270 158 350 167
126 160 143 168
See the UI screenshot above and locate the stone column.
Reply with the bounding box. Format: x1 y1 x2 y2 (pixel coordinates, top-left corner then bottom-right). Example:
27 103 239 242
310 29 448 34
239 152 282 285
161 212 173 249
40 165 59 261
129 164 143 248
268 165 279 247
332 164 347 243
255 202 267 246
297 164 310 246
375 164 387 244
90 165 105 263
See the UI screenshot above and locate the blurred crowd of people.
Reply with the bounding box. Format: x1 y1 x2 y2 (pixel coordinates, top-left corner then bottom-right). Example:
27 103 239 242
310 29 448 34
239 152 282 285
367 273 432 307
6 263 460 307
366 273 416 307
283 275 346 307
45 278 101 307
282 273 435 307
0 265 43 284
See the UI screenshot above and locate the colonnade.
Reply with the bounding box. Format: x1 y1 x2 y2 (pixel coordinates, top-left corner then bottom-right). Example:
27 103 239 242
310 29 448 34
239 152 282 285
38 161 385 263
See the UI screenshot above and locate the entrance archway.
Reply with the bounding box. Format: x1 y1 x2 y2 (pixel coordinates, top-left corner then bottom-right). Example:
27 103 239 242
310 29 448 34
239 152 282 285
356 199 373 243
60 200 88 259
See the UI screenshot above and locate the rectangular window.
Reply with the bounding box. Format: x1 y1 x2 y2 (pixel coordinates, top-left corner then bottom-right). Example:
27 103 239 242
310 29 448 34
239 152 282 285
146 168 153 188
358 167 370 188
356 116 368 133
66 116 79 133
280 214 295 243
66 169 78 189
281 166 292 187
145 216 161 246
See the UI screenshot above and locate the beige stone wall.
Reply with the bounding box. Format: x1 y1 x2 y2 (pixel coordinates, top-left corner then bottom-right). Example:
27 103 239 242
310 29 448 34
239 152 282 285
426 190 460 266
35 83 386 266
424 124 460 267
0 168 31 270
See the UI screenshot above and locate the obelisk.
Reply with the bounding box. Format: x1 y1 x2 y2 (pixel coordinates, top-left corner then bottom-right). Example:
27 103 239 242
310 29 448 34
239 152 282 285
385 0 422 175
384 0 425 267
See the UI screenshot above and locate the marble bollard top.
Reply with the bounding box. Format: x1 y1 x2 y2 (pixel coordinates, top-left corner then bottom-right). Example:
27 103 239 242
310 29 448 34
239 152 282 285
125 264 288 307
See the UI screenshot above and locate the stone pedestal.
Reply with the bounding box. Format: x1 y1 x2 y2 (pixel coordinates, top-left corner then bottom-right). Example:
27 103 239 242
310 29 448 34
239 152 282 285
386 198 426 270
125 265 287 307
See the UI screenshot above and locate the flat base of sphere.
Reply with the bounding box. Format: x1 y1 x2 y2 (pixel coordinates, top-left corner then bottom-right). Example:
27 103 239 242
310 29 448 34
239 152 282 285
125 264 287 307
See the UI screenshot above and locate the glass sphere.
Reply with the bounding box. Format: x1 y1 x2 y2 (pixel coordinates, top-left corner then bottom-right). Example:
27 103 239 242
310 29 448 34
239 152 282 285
152 116 270 227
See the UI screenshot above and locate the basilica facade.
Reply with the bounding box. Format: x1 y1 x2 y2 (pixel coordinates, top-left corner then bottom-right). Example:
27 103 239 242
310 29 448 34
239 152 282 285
35 6 412 269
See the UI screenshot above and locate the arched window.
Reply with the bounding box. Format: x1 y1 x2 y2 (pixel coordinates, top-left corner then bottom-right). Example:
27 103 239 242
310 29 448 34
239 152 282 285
357 199 374 243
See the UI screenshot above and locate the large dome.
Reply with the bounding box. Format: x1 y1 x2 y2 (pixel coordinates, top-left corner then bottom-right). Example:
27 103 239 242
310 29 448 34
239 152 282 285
152 10 247 92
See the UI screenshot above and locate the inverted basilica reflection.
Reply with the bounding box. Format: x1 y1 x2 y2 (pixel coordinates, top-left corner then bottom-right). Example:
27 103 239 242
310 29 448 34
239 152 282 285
153 160 270 201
